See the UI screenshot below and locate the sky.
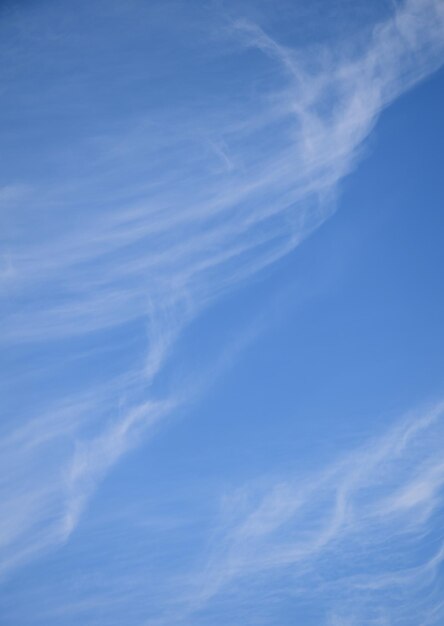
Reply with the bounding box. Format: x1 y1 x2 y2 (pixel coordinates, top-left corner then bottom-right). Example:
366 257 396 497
1 0 444 624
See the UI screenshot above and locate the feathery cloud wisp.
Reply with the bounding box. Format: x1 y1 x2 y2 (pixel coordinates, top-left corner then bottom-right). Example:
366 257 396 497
1 0 444 581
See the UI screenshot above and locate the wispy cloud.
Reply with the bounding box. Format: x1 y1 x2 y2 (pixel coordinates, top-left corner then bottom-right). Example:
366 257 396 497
1 0 444 581
162 400 444 625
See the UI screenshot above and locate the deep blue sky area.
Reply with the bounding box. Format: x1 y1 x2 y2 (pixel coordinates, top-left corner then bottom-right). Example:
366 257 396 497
1 2 444 625
158 66 444 478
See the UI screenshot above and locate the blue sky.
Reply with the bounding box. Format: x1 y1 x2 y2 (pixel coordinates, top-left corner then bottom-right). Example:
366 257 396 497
1 0 444 624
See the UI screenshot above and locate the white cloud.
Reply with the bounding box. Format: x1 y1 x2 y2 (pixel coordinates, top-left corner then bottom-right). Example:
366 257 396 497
1 0 444 583
167 401 444 625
